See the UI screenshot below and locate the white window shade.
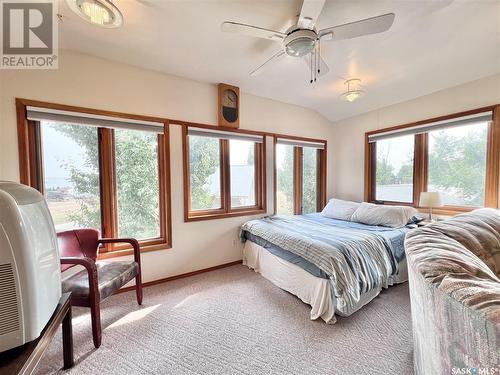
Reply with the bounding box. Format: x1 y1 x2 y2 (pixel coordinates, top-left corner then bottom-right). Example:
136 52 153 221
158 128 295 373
26 106 165 134
188 128 263 143
276 138 325 150
368 111 492 143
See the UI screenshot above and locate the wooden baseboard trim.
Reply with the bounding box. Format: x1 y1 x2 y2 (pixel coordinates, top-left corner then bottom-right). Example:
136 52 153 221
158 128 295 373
116 260 243 294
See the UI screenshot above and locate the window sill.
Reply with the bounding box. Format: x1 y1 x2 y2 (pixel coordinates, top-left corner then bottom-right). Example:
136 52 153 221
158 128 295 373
97 241 171 260
423 206 479 216
185 208 266 222
369 200 482 216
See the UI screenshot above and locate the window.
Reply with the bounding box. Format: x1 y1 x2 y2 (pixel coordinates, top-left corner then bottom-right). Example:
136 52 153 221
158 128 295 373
375 134 414 203
17 100 171 256
302 146 319 214
230 139 256 208
115 129 161 239
41 122 101 231
188 135 222 211
183 127 266 221
428 122 488 207
365 106 500 212
276 143 294 214
275 138 327 215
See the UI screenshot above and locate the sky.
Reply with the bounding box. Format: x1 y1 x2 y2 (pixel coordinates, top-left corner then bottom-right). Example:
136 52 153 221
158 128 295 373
42 122 91 181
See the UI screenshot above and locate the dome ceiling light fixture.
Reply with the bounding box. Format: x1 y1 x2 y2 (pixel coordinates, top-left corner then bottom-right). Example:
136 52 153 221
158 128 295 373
341 79 365 102
66 0 123 28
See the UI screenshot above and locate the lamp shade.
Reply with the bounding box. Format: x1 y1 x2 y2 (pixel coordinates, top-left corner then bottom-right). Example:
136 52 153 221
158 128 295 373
419 192 443 208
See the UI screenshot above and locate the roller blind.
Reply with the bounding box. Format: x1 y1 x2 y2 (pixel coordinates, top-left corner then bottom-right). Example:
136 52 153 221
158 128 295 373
187 127 263 143
27 106 165 134
368 111 492 143
276 138 325 150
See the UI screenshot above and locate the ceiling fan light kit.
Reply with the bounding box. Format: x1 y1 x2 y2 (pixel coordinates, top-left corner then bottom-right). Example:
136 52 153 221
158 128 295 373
284 29 317 57
66 0 123 28
221 0 395 83
341 79 365 102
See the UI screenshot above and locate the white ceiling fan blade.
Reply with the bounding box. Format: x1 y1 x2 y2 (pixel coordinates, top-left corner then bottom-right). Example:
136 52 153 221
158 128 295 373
297 0 326 29
250 50 286 77
303 53 329 77
319 13 395 41
221 22 285 41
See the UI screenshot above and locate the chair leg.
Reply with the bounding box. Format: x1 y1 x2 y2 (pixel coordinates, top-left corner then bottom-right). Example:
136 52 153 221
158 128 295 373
135 273 143 305
90 300 102 348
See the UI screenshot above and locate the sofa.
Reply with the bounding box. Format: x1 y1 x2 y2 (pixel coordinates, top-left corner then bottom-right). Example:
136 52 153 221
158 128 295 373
405 208 500 375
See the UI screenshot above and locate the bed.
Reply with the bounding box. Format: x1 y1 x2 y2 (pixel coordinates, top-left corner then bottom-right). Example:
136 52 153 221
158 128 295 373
241 213 413 324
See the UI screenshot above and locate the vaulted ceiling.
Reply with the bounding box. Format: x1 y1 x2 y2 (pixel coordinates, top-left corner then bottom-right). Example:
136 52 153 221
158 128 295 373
58 0 500 122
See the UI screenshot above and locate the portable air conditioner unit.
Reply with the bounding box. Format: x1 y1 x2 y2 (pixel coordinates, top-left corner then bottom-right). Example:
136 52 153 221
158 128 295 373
0 181 61 352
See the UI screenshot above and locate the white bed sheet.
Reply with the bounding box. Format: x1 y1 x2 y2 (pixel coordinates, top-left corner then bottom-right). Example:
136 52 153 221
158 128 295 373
243 240 408 324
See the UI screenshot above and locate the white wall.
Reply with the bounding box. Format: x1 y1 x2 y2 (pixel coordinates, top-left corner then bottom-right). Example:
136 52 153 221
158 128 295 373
0 50 334 283
330 73 500 202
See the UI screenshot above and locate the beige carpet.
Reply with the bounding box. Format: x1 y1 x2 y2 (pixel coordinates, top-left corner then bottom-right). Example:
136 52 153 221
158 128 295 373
36 265 414 375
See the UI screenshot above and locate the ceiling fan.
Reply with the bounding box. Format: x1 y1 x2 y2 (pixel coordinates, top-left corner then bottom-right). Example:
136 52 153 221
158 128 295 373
221 0 395 82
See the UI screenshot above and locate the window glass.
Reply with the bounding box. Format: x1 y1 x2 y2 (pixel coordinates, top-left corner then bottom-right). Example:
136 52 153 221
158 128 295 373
115 129 160 239
375 134 415 203
302 147 318 213
428 122 488 206
229 139 255 208
189 135 222 211
41 121 101 231
276 143 294 214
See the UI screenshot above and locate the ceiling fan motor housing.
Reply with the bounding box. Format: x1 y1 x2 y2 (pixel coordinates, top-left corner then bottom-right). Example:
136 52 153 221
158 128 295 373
284 29 317 57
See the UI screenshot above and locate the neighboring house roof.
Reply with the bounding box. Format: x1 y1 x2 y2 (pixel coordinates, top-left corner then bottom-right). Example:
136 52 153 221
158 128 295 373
208 165 255 197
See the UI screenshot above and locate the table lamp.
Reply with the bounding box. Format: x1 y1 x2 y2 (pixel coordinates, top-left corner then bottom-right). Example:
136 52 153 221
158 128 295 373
419 192 443 221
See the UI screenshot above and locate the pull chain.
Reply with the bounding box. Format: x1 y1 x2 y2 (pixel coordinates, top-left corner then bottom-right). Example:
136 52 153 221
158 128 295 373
318 38 321 75
310 52 313 83
314 42 317 82
309 39 322 83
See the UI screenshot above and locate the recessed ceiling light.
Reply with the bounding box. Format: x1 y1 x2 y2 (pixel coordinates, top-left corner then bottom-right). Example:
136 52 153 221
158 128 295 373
66 0 123 28
341 79 365 102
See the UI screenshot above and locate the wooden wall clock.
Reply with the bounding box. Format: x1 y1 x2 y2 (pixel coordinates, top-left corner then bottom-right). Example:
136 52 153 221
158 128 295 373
218 83 239 128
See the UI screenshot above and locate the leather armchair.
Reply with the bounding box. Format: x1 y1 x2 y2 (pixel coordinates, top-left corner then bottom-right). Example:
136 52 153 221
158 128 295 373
57 229 143 348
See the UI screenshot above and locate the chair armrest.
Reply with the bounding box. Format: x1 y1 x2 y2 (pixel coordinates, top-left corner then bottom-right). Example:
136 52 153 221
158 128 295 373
98 238 141 265
60 257 100 300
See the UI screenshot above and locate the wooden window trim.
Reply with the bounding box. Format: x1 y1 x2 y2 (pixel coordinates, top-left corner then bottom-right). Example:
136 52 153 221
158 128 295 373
182 125 267 222
16 98 172 258
273 136 327 215
364 104 500 214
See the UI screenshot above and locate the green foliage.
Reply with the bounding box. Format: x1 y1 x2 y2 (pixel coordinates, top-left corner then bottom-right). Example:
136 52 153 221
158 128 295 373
302 147 318 213
276 145 294 214
428 128 487 206
277 145 318 214
55 124 101 229
396 163 413 184
189 136 220 210
375 150 396 185
115 130 160 238
376 128 487 206
55 125 161 238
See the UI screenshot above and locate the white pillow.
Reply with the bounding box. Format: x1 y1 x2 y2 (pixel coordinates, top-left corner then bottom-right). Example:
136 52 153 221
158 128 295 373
321 199 361 221
351 202 418 228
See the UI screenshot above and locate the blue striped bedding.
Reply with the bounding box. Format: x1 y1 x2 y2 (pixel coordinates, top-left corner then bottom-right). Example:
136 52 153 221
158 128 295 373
241 213 412 315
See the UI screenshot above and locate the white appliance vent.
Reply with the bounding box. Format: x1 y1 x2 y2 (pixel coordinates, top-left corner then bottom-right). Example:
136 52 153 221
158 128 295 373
0 263 19 335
